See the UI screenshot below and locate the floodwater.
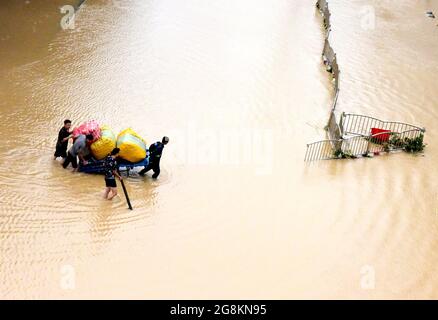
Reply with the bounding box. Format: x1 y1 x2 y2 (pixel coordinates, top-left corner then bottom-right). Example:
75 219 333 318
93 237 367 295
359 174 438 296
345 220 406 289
0 0 437 299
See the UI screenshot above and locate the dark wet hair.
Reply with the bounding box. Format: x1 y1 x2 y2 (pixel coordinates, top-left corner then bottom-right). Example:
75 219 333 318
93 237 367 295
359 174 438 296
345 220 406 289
64 119 71 125
111 148 120 156
162 136 169 144
86 134 94 141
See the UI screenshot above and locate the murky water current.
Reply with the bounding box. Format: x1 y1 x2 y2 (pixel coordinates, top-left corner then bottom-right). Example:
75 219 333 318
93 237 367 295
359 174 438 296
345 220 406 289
0 0 437 299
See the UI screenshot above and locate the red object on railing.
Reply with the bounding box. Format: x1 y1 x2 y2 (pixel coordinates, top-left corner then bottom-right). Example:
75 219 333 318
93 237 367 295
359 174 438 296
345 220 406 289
371 128 391 142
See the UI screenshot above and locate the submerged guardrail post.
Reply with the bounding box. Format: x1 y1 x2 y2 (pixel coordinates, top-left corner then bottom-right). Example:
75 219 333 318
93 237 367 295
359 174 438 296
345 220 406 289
339 112 345 135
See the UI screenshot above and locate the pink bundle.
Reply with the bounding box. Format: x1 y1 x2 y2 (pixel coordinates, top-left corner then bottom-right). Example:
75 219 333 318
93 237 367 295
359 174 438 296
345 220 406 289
72 120 101 141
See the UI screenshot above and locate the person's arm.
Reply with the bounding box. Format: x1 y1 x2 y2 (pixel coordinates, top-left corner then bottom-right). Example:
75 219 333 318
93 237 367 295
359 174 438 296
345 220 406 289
114 169 123 180
149 143 157 153
78 150 88 164
78 152 85 162
62 134 73 142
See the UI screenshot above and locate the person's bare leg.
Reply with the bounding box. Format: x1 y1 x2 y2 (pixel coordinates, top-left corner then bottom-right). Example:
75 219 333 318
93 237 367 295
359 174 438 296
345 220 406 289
107 188 118 200
106 189 114 200
103 187 111 199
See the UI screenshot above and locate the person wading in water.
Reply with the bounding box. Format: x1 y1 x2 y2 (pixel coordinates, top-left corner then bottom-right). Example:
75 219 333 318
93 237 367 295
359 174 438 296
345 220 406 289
139 136 169 179
103 148 123 200
62 134 94 171
54 119 72 160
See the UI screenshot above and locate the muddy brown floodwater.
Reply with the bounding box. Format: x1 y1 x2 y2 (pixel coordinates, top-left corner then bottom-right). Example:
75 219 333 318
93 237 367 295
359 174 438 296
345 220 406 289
0 0 437 299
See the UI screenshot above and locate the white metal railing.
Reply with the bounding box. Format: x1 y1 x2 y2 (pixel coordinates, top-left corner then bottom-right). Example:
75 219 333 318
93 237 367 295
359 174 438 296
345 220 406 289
340 113 425 137
305 1 426 161
305 128 425 161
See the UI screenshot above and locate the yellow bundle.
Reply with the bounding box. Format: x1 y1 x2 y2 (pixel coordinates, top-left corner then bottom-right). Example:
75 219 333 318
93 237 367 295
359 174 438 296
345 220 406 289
90 125 116 160
116 128 147 163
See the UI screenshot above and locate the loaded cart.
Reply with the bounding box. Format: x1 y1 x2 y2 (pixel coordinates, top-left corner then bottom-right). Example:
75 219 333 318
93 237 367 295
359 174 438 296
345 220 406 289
78 151 150 177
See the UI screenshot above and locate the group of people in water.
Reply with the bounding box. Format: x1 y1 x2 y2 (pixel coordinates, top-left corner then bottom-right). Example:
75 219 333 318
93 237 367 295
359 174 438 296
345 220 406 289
54 119 169 200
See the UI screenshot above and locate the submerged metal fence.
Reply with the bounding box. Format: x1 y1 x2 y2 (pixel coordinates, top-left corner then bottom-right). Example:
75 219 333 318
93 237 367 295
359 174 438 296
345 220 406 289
322 37 340 92
305 140 339 161
316 0 330 30
318 0 342 151
331 57 340 92
340 113 425 137
342 129 425 156
307 0 341 162
319 2 339 95
327 111 341 141
305 128 425 161
323 38 335 63
306 0 426 161
316 0 328 10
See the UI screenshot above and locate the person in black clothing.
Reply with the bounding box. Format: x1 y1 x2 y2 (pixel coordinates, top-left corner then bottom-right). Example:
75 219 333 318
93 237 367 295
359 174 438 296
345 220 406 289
103 148 123 200
54 119 72 159
139 136 169 179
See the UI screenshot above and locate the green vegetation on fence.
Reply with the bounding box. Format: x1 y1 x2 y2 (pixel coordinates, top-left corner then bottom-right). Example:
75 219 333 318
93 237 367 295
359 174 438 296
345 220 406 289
386 133 426 153
333 134 426 159
395 134 426 153
333 149 357 159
